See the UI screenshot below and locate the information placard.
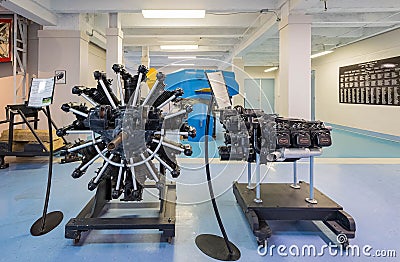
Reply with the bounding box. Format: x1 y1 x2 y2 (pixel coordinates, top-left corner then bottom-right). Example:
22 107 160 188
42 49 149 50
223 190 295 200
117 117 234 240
339 56 400 106
206 71 232 109
28 78 56 108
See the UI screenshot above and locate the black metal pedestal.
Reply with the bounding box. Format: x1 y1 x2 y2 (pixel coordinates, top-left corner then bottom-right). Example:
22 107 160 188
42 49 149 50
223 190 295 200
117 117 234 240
233 181 356 245
0 104 67 169
65 179 176 243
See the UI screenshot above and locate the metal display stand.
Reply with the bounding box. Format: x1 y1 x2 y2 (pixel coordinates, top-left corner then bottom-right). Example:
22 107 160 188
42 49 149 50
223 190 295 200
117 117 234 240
65 166 177 244
234 154 356 246
0 103 66 168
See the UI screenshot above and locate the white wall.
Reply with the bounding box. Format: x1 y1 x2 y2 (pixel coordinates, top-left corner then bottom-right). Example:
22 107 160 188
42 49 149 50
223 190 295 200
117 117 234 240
38 30 89 129
87 43 106 86
313 28 400 136
244 66 277 79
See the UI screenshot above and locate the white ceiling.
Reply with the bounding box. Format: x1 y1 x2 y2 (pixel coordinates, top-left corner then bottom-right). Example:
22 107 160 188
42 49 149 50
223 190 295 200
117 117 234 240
2 0 400 69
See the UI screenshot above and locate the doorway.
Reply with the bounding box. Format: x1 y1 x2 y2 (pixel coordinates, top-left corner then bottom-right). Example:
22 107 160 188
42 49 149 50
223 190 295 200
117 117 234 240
244 78 275 113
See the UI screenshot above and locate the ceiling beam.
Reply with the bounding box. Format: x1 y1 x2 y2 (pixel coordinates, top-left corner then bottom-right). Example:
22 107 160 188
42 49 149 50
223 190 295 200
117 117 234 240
149 45 232 52
122 27 246 37
50 0 279 13
312 12 400 23
124 37 238 47
125 50 226 56
223 16 278 64
312 22 400 28
0 0 57 25
290 0 400 14
312 26 392 38
120 13 261 28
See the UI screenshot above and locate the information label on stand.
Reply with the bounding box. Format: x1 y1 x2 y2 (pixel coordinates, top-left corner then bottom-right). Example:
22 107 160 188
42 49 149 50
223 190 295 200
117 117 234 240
339 56 400 106
28 78 55 108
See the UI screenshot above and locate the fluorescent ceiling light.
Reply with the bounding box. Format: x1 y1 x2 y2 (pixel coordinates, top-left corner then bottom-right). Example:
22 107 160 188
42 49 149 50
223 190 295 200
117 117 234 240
142 10 205 19
310 50 333 59
264 67 279 73
168 56 197 59
160 45 198 50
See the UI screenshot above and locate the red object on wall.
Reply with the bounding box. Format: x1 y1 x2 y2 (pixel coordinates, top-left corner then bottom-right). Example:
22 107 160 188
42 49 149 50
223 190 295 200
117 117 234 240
0 18 12 62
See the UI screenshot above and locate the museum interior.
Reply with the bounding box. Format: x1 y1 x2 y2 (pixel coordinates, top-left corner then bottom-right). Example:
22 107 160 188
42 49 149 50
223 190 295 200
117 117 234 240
0 0 399 261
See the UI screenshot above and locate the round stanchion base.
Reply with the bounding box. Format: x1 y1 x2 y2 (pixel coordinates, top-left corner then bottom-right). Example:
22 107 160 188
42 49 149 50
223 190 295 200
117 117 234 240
305 198 318 204
290 184 301 189
253 198 263 203
30 211 64 236
195 234 241 261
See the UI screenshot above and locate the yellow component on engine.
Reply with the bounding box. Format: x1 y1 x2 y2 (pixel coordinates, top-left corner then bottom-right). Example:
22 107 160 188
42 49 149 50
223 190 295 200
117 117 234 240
146 68 158 89
195 87 211 94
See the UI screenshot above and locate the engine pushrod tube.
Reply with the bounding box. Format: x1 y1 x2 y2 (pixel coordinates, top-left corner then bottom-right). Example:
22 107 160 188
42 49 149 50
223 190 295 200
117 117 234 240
81 94 98 107
132 73 142 106
140 153 159 182
115 160 124 191
80 148 108 171
152 138 184 152
142 79 159 106
146 148 174 172
129 158 138 190
117 74 125 106
93 153 114 184
99 79 117 109
69 108 88 118
164 109 187 120
67 139 102 153
156 95 176 109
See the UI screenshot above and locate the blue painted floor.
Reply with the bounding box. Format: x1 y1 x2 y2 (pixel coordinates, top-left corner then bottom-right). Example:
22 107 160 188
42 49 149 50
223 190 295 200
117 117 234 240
0 128 399 261
321 127 400 158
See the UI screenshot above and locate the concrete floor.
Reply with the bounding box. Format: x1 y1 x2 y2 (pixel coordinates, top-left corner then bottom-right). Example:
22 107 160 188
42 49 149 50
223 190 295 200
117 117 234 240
0 129 399 261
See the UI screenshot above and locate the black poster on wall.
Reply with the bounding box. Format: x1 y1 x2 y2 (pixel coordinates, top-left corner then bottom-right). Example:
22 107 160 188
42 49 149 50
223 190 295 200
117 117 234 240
339 56 400 106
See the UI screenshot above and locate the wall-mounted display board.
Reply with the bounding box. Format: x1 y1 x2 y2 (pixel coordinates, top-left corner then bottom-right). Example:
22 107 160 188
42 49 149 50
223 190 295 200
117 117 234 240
339 56 400 106
0 18 12 62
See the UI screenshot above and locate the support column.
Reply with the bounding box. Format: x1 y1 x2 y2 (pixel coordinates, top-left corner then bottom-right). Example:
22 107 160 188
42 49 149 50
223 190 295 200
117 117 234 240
141 46 150 68
232 57 245 106
141 46 150 97
106 13 123 94
38 14 89 128
278 14 312 119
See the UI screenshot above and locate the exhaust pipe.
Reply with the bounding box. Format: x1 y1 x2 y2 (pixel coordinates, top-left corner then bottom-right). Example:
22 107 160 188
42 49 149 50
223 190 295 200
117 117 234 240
267 148 322 161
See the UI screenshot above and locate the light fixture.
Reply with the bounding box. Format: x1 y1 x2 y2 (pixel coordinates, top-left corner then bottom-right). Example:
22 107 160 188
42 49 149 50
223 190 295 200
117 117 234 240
160 45 199 50
142 10 206 19
264 66 279 73
168 56 197 59
310 50 333 59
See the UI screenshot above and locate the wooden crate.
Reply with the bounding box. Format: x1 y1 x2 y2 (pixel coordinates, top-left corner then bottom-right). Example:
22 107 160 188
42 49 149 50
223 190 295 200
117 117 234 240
0 129 58 142
0 129 64 152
